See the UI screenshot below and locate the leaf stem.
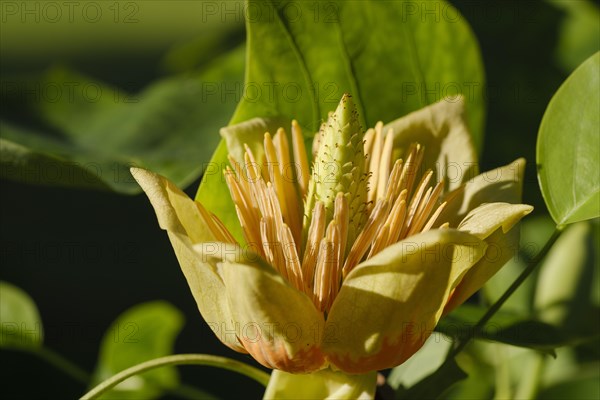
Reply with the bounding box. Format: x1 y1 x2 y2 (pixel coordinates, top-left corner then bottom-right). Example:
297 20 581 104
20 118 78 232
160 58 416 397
451 227 564 356
80 354 271 400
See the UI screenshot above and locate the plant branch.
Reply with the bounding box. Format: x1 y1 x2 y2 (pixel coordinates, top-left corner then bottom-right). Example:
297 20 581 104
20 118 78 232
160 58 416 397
451 227 564 356
80 354 271 400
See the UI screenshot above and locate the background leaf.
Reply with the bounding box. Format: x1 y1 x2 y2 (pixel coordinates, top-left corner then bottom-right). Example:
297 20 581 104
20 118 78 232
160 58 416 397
482 215 556 316
396 357 467 400
438 304 597 354
548 0 600 73
388 334 452 390
90 301 184 399
1 46 245 193
537 52 600 226
535 222 593 325
0 281 43 349
538 366 600 400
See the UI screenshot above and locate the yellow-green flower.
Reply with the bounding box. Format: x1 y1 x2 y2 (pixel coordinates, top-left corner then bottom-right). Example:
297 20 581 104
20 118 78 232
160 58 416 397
132 94 532 377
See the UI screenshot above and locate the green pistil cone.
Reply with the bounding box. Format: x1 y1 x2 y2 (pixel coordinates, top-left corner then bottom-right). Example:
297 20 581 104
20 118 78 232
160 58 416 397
303 94 368 252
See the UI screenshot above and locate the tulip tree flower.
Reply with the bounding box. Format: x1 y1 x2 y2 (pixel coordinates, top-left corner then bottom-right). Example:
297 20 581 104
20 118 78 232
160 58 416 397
132 94 532 399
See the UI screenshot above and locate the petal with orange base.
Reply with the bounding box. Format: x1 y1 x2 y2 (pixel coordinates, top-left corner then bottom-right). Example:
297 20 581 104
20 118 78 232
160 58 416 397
214 244 327 373
323 229 486 373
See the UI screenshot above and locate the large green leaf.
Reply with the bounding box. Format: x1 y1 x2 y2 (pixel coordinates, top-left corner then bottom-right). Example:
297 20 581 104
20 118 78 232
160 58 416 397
197 0 485 234
0 281 43 349
90 301 184 399
1 46 245 193
537 52 600 226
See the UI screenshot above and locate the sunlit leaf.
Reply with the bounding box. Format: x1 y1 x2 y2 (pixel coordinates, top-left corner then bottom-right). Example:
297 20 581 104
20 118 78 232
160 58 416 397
535 222 590 324
1 46 245 193
483 215 555 315
396 357 467 400
90 301 184 399
387 334 452 390
0 281 43 349
444 343 494 400
537 52 600 225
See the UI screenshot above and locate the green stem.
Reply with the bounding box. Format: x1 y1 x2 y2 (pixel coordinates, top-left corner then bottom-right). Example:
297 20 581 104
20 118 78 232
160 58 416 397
80 354 271 400
451 227 564 356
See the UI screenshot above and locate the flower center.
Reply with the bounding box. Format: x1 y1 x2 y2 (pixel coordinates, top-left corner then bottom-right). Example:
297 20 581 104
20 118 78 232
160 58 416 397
222 97 449 314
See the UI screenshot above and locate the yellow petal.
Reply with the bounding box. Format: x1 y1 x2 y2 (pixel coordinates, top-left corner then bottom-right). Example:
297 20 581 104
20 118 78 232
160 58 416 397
444 202 533 312
437 158 526 228
458 202 533 240
323 229 486 373
214 244 326 373
220 117 289 165
131 168 245 352
263 369 377 400
132 167 216 242
383 96 478 192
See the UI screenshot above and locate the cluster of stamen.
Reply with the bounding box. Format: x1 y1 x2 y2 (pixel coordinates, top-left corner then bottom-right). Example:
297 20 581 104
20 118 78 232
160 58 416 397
219 120 449 314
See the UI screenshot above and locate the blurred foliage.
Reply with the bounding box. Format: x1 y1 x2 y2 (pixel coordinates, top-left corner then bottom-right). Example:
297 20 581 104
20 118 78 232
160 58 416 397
0 281 43 349
0 0 598 399
547 0 600 72
1 49 244 192
91 301 184 399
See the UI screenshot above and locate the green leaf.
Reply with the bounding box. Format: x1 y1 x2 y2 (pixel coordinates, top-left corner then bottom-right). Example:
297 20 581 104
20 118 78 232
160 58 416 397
538 363 600 400
443 345 494 400
1 46 245 193
90 301 184 399
483 215 555 315
0 281 43 349
197 0 485 232
236 0 485 141
537 52 600 226
535 222 591 325
387 334 452 390
396 357 467 400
